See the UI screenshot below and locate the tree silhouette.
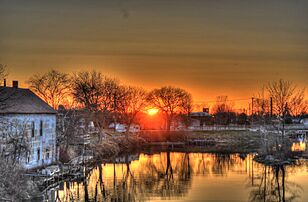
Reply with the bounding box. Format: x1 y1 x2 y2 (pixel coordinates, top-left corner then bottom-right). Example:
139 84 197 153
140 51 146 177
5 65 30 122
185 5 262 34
147 86 192 131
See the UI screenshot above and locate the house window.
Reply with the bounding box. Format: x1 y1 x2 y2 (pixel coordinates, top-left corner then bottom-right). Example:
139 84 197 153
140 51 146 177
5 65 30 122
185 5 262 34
27 152 30 163
37 148 40 161
32 122 35 137
40 120 43 136
45 149 50 159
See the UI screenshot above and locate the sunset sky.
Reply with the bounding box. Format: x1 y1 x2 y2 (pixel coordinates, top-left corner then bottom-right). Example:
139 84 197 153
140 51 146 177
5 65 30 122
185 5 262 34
0 0 307 106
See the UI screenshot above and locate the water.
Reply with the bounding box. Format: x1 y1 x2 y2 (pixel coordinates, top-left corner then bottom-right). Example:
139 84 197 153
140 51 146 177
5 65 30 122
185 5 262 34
45 152 308 202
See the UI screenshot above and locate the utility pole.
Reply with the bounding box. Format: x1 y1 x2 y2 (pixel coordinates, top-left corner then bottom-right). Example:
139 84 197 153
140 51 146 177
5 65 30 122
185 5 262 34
251 97 254 116
282 102 288 136
262 88 265 129
113 92 117 132
251 97 254 126
270 97 273 117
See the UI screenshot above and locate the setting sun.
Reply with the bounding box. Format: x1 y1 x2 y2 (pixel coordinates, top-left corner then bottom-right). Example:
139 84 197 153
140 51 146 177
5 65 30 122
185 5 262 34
147 108 159 116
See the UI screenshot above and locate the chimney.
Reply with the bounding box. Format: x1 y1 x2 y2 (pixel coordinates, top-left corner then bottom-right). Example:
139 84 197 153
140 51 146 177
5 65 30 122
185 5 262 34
3 79 6 87
203 108 209 113
12 80 18 88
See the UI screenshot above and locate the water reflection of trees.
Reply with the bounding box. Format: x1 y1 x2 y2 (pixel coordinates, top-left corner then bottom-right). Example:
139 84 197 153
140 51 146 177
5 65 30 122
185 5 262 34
249 164 304 202
48 152 308 202
54 153 248 201
138 152 192 199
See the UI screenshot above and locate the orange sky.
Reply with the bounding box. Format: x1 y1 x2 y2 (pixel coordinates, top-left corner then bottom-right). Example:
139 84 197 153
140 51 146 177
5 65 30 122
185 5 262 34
0 0 307 108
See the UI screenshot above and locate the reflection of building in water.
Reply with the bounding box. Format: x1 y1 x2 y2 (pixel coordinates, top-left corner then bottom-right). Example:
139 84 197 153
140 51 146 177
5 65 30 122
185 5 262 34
111 154 139 164
291 141 306 152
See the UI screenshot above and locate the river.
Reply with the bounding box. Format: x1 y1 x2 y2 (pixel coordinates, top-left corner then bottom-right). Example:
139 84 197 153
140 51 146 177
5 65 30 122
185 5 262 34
44 151 308 202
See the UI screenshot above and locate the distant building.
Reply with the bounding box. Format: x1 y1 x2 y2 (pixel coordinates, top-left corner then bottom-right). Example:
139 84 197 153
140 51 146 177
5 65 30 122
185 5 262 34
189 108 211 129
302 118 308 129
0 81 57 169
109 123 141 133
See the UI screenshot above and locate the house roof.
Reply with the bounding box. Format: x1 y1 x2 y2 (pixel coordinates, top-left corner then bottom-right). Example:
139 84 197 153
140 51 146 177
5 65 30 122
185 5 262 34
190 112 210 117
0 87 56 114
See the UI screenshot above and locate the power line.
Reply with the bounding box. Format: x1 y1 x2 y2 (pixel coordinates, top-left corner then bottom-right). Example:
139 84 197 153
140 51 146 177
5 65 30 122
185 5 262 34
194 98 251 104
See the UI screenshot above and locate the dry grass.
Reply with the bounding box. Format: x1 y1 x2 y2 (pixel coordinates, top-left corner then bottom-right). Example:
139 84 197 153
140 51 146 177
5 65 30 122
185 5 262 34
92 140 120 160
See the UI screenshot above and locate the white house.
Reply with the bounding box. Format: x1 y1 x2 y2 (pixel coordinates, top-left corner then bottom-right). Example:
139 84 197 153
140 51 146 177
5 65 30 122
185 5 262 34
0 81 57 169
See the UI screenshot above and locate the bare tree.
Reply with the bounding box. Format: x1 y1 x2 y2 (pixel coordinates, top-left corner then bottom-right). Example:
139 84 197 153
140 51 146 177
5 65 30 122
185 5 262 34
0 64 8 84
101 77 120 112
147 86 192 131
212 96 234 114
71 71 122 128
251 87 272 125
267 79 306 116
57 105 82 150
289 88 307 116
71 70 104 112
28 69 71 109
0 157 38 201
253 87 270 116
0 64 9 110
212 96 236 125
116 86 148 133
0 118 38 200
0 119 30 165
100 77 121 127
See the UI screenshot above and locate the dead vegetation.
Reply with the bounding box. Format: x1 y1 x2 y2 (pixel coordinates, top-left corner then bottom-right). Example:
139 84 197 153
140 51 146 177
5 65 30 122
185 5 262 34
92 140 120 160
91 135 147 161
114 135 147 152
140 131 188 142
0 158 38 201
139 130 263 153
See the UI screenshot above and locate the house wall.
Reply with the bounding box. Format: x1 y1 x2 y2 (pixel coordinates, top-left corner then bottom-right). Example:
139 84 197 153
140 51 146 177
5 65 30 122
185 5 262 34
303 118 308 129
0 114 57 169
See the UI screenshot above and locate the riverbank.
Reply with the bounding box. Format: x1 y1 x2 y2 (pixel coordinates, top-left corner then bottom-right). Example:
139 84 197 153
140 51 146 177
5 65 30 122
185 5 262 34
32 129 304 201
59 129 301 168
32 130 260 198
59 130 264 165
139 130 263 153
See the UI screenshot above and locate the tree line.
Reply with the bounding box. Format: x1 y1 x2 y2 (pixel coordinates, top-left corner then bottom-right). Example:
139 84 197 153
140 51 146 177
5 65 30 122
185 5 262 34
198 80 307 126
27 69 192 131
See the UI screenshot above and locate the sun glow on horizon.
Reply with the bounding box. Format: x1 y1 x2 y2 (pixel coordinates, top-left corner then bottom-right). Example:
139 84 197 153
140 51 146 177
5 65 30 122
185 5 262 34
147 108 159 116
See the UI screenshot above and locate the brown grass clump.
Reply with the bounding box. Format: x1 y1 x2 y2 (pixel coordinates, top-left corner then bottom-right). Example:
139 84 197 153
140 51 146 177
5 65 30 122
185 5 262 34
112 135 147 152
92 140 120 160
139 131 188 142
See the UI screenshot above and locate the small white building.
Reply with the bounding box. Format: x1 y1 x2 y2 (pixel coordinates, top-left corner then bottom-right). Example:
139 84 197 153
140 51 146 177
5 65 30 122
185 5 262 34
109 123 141 133
301 118 308 129
0 82 57 169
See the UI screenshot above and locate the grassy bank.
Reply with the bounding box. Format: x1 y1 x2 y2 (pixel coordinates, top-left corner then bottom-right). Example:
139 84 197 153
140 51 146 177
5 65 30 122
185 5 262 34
139 130 263 153
60 130 265 163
